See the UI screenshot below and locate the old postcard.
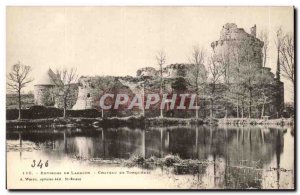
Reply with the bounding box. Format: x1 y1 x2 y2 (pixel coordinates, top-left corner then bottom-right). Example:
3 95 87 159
6 6 295 190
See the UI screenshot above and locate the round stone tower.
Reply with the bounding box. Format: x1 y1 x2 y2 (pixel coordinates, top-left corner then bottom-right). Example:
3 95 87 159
34 68 56 106
211 23 264 82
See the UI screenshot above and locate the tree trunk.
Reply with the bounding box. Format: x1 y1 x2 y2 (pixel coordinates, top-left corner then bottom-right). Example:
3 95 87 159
241 102 244 119
210 85 215 121
236 98 239 118
160 87 163 118
63 99 67 118
63 108 66 118
261 96 266 119
263 50 267 67
225 103 228 118
248 90 252 118
210 98 213 122
18 90 21 120
195 95 199 119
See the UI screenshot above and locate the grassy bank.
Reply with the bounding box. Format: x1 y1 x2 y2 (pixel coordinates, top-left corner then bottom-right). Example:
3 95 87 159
77 153 212 171
77 153 290 177
6 116 215 130
7 116 293 130
218 117 294 126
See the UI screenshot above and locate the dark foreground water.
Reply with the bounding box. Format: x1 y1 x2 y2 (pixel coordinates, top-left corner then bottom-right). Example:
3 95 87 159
6 125 294 189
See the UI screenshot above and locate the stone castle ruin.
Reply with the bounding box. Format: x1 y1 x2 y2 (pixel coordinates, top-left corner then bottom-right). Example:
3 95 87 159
72 77 95 110
211 23 263 81
33 23 284 117
136 63 192 79
34 68 78 109
211 23 284 116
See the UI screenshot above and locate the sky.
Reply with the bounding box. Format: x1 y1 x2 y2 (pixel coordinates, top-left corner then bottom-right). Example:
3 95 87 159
6 6 294 102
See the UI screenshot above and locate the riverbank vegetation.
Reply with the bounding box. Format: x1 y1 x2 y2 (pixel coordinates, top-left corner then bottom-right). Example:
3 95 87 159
6 106 293 130
7 115 216 130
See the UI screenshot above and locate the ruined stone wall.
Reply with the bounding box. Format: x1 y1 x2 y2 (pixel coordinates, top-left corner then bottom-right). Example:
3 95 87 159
163 64 190 78
136 67 157 77
54 84 78 109
72 77 95 110
137 64 190 78
34 85 55 106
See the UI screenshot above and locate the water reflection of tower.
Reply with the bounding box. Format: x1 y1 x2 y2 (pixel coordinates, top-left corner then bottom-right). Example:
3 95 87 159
276 129 284 189
158 128 170 158
224 125 229 188
142 128 170 158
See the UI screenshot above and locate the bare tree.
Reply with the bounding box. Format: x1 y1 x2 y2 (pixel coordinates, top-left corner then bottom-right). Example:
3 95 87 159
227 39 260 119
187 46 207 119
241 40 260 118
156 50 166 118
275 27 284 80
257 29 270 118
217 45 231 118
280 32 294 90
92 76 115 118
259 30 269 68
207 52 225 121
7 62 33 120
50 68 78 118
254 70 277 118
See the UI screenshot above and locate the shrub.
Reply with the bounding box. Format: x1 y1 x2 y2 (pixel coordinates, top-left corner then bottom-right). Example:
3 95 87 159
163 154 181 166
6 106 104 120
129 154 145 164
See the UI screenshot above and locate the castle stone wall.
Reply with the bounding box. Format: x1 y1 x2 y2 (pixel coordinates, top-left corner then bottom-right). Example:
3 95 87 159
72 77 95 110
34 85 55 106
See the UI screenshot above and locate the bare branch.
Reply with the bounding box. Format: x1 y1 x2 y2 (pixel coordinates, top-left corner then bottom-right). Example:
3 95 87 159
279 32 294 85
49 67 78 114
258 29 269 67
6 62 34 119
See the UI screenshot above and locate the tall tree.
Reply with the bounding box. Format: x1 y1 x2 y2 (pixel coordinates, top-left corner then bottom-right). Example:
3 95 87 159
257 29 270 117
207 52 225 120
7 62 33 120
231 39 261 118
187 46 207 119
226 43 243 118
156 50 166 118
280 32 294 96
275 27 284 81
50 68 78 118
254 70 277 118
217 44 232 118
92 76 115 118
259 30 269 68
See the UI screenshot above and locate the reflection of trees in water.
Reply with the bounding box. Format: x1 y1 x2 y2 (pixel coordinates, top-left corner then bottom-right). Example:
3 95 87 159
159 126 286 189
65 128 146 159
8 126 285 163
7 126 289 189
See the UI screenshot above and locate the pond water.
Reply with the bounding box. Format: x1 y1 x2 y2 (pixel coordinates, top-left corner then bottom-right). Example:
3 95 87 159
6 125 294 189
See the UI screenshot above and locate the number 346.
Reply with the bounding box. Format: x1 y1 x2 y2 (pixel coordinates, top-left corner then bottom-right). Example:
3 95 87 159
31 160 48 168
